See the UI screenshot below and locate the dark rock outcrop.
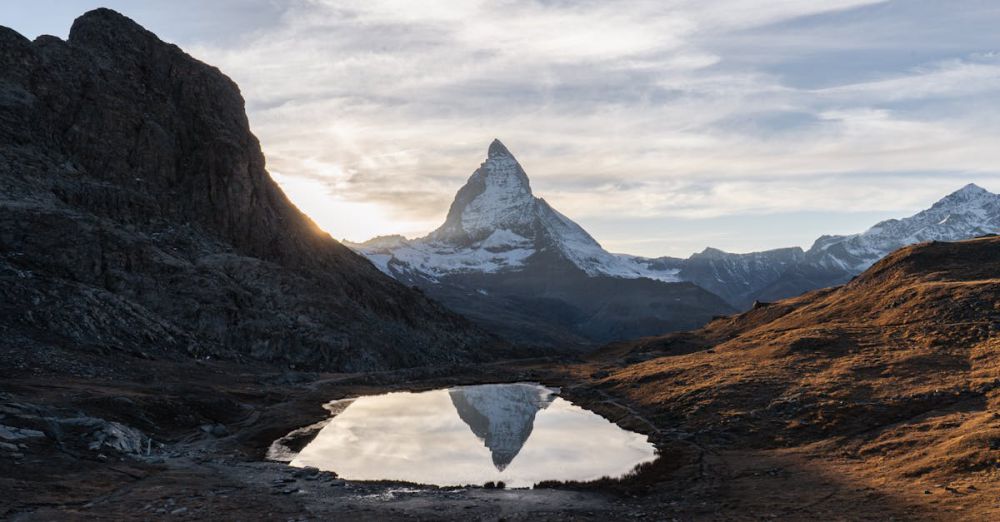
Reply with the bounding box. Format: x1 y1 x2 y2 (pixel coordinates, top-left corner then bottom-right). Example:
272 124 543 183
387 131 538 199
0 9 507 374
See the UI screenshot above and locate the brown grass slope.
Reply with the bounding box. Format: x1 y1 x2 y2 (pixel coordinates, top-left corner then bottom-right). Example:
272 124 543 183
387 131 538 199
583 236 1000 517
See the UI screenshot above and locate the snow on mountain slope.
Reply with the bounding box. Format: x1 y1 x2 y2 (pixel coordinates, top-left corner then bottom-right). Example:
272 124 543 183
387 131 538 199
430 141 536 243
348 231 536 282
351 140 679 282
806 184 1000 272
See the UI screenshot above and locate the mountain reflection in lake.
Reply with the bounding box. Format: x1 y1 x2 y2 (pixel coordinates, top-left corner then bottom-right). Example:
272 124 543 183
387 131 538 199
289 383 657 488
449 383 553 470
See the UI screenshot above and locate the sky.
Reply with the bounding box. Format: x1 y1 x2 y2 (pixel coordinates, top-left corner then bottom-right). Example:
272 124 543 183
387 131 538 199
4 0 1000 257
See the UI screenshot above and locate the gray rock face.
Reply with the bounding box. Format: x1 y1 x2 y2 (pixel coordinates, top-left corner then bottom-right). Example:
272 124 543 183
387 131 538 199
0 425 45 441
0 9 507 373
677 247 806 309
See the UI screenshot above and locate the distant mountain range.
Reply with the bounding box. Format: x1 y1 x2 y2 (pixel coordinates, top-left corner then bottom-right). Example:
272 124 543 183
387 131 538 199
350 141 999 346
628 182 1000 308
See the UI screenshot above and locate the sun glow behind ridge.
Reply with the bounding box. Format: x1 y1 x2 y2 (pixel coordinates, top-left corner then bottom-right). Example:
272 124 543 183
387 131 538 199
271 172 433 243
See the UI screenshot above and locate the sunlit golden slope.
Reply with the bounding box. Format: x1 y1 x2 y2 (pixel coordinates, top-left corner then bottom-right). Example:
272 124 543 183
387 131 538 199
581 236 1000 518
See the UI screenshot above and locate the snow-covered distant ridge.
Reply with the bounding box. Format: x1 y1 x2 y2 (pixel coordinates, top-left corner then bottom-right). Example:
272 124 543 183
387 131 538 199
805 183 1000 272
619 183 1000 308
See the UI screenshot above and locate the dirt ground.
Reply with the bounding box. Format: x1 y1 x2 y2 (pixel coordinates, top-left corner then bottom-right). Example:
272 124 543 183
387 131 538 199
2 353 997 521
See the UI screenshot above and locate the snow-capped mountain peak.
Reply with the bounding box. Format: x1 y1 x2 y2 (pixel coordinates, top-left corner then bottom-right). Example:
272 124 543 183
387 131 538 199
487 138 515 159
929 183 994 217
946 182 989 197
429 139 535 244
351 140 679 282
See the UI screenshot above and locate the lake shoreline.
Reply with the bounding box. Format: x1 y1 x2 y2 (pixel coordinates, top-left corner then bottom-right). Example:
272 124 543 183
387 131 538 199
0 355 961 520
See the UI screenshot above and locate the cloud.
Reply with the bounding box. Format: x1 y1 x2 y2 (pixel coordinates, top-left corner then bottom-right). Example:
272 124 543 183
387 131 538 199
173 0 1000 255
816 58 1000 102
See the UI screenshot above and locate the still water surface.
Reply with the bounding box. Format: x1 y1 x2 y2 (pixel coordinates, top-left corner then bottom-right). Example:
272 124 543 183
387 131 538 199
290 383 657 488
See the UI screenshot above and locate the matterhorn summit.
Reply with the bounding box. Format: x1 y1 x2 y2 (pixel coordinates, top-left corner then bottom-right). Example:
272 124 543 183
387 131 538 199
430 140 537 244
347 141 1000 348
352 139 676 281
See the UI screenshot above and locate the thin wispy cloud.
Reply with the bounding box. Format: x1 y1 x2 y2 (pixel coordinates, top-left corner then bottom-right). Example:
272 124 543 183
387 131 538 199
6 0 998 255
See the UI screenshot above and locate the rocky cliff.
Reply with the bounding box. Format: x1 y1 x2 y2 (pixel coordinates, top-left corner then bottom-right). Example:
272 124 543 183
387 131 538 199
0 9 507 374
